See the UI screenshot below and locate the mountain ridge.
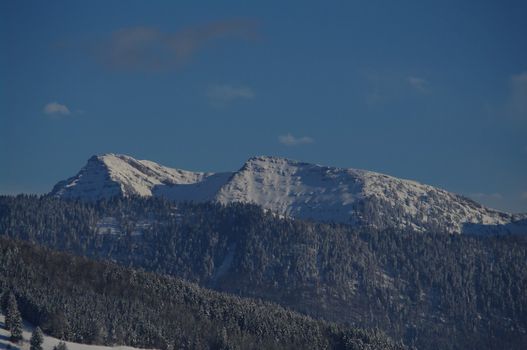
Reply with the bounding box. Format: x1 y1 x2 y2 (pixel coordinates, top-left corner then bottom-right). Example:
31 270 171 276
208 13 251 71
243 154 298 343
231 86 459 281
49 153 527 234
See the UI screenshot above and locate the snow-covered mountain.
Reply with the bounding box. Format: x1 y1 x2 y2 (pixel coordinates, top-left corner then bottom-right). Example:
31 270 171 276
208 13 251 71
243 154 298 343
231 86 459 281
50 154 233 201
50 154 527 234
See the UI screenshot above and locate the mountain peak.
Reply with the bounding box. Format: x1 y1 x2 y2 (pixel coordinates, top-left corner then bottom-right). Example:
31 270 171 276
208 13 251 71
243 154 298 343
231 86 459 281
50 154 526 234
244 155 300 167
90 153 140 165
50 154 215 200
245 155 315 166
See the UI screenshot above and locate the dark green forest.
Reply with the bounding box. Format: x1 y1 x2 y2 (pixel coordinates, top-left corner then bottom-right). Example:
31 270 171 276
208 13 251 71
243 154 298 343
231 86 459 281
1 195 526 349
0 236 400 350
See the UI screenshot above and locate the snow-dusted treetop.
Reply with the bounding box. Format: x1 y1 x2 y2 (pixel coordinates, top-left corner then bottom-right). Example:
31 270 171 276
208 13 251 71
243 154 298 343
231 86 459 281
50 153 526 234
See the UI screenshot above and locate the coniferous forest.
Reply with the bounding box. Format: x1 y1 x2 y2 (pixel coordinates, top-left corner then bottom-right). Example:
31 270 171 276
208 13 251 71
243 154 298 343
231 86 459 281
0 236 400 350
0 195 526 349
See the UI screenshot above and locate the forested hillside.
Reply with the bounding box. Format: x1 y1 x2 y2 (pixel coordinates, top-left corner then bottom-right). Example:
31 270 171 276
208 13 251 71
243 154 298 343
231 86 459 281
0 236 400 350
1 195 526 349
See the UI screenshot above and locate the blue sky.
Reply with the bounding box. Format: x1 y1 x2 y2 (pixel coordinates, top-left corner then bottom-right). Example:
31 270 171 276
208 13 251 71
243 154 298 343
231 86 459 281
1 0 526 212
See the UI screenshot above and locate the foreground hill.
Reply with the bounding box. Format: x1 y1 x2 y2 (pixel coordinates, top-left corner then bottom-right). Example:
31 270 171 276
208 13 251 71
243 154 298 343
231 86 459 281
0 313 150 350
0 236 399 350
1 196 526 349
49 154 526 234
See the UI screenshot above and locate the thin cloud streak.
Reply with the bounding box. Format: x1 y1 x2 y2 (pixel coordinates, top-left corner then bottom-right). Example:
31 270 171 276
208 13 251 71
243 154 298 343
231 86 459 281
207 84 254 103
364 72 430 106
278 133 314 146
96 19 259 71
43 102 70 117
407 76 428 92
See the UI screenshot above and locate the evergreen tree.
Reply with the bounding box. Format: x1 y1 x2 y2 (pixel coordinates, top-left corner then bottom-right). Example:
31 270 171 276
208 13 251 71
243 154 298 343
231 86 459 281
5 292 20 330
4 292 16 330
30 327 44 350
7 294 23 342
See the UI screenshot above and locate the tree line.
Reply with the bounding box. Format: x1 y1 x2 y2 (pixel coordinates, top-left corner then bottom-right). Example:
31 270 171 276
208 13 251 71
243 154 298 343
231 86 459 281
0 236 400 350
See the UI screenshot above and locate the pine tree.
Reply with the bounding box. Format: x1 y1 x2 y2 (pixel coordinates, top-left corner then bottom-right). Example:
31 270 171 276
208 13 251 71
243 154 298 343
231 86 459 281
3 292 16 330
6 294 23 342
30 327 44 350
4 293 16 330
9 314 23 342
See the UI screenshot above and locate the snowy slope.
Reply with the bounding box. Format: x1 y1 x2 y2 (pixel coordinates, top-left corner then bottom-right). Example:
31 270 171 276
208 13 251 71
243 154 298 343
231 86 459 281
0 314 153 350
50 154 527 234
217 156 526 234
215 156 366 224
50 154 233 201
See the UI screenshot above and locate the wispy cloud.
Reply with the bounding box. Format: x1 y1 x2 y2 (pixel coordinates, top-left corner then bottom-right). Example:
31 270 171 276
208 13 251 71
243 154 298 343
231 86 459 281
207 84 254 105
278 133 314 146
521 192 527 200
96 19 259 71
508 71 527 119
43 102 70 117
407 76 428 92
364 72 430 105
